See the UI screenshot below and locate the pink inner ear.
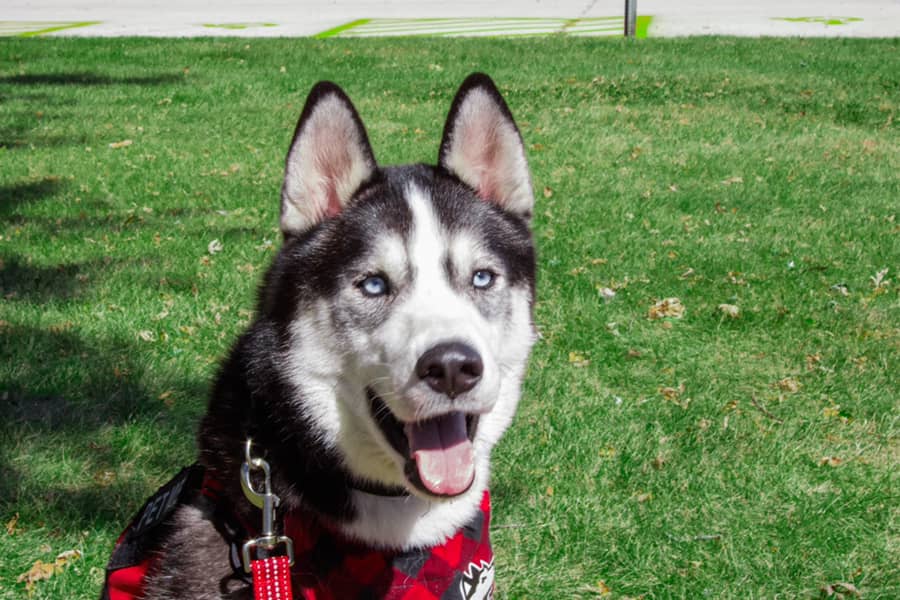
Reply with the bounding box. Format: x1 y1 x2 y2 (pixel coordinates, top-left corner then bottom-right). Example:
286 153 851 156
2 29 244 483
325 190 342 217
462 123 502 202
316 139 353 218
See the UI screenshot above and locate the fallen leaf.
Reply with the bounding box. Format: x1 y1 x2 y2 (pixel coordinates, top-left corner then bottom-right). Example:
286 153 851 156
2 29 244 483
596 580 612 596
208 239 224 255
6 512 18 535
718 303 740 318
108 139 133 149
870 267 889 290
545 486 554 497
568 351 590 368
806 353 822 371
648 297 685 320
819 456 842 467
774 377 801 393
17 550 82 591
93 470 116 486
137 330 156 342
821 581 861 598
831 283 850 296
17 560 57 589
55 549 82 566
597 286 616 302
659 386 681 401
822 405 841 418
635 492 652 503
543 186 553 198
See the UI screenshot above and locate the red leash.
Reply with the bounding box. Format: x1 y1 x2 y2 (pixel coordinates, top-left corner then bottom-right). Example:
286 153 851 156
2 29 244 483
242 440 295 600
251 555 293 600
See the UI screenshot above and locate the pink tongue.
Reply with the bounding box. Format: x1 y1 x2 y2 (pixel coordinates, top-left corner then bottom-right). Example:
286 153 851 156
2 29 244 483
405 413 475 496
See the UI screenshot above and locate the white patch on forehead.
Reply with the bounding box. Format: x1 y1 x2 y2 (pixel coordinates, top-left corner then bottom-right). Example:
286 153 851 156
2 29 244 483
405 183 446 281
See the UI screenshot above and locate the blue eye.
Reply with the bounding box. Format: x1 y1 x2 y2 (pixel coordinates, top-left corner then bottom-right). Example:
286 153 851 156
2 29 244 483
360 275 389 297
472 270 495 289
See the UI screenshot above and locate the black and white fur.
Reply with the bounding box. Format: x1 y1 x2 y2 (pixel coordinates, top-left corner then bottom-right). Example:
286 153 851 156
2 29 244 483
141 73 536 599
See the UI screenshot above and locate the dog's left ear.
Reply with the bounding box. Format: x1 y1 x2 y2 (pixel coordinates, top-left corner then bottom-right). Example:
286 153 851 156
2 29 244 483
439 73 534 221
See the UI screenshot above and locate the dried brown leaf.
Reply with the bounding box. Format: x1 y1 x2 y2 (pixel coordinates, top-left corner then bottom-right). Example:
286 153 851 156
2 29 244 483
648 297 685 320
93 470 116 487
774 377 801 393
17 560 57 588
5 512 18 535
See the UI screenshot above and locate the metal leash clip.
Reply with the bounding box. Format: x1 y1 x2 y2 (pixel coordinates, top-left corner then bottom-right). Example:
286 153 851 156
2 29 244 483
240 439 295 573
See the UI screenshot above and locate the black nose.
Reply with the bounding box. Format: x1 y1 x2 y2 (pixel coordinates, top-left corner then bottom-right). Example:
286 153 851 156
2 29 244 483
416 342 483 398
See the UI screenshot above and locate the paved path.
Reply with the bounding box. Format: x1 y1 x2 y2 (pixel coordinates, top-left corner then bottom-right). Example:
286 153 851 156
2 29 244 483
2 0 898 38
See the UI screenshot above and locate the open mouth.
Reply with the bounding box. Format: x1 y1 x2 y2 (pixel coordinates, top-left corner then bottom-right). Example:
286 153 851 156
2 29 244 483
367 388 479 498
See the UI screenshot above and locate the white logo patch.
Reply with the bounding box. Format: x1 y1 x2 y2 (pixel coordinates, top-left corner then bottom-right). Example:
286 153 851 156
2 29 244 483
459 558 495 600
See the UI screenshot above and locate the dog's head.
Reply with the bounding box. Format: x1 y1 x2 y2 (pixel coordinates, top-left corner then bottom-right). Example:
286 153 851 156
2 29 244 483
262 74 535 504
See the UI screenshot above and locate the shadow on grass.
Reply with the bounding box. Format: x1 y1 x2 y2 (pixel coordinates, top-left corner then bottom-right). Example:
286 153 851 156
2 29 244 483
0 177 63 216
0 325 205 529
0 255 96 302
0 71 183 149
0 72 184 87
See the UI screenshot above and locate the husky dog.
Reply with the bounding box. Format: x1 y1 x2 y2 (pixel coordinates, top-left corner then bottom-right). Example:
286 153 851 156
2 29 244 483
131 73 536 599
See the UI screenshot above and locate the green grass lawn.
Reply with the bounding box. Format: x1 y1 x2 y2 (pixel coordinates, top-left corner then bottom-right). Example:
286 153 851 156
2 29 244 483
1 36 898 599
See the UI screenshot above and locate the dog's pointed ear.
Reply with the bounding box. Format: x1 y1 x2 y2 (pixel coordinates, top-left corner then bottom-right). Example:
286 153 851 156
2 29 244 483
280 82 377 236
438 73 533 221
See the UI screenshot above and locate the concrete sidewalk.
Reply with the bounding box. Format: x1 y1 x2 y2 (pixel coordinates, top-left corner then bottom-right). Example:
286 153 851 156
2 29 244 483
2 0 898 38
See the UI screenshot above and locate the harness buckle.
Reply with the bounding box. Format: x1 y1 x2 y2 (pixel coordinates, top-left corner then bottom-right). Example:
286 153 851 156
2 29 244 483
240 439 295 573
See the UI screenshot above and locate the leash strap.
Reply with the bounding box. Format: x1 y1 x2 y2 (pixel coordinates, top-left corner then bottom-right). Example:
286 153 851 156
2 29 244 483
251 555 293 600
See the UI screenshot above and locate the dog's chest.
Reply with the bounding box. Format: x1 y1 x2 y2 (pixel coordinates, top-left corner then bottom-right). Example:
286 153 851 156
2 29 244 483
285 491 494 599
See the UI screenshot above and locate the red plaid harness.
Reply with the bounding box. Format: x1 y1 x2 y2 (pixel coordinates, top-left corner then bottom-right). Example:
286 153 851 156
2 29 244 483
102 465 495 600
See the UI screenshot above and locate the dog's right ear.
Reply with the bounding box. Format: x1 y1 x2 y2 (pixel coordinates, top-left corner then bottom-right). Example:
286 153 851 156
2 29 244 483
280 82 377 236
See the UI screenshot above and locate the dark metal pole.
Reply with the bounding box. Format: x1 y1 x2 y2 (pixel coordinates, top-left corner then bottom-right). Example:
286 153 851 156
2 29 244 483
625 0 637 37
